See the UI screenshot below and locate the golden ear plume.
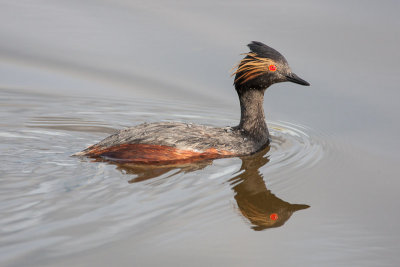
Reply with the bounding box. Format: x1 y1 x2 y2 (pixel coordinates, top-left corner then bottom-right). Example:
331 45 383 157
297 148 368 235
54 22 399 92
231 53 276 84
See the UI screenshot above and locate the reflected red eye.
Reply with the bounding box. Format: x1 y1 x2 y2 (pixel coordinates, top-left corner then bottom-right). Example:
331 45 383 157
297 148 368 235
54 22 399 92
270 213 278 220
268 65 277 72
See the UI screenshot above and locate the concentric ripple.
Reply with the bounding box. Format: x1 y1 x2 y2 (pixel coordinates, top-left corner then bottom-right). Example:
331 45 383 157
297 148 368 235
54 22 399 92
269 121 324 171
254 120 326 189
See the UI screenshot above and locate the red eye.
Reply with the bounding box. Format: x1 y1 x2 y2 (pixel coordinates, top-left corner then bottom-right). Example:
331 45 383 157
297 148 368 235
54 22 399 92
270 213 278 220
268 65 277 72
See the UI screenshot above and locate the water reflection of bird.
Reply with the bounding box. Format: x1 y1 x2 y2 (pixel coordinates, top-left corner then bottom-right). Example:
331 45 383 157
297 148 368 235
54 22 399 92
75 41 309 164
230 148 309 231
115 161 212 183
114 146 309 231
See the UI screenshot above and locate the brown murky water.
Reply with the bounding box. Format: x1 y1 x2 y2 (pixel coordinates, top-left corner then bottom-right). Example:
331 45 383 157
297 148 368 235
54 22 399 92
1 1 399 266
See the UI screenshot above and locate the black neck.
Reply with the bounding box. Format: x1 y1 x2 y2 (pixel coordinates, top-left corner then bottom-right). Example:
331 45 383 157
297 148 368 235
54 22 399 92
237 88 269 142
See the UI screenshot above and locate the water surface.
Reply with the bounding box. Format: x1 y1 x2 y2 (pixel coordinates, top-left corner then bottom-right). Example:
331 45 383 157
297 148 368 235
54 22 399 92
1 0 399 266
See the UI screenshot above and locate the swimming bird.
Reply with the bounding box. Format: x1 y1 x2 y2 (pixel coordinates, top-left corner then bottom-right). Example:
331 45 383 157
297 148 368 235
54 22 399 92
75 41 309 164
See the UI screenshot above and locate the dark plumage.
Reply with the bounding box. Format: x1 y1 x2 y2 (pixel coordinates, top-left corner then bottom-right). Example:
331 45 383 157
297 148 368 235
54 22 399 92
75 41 310 164
248 41 286 62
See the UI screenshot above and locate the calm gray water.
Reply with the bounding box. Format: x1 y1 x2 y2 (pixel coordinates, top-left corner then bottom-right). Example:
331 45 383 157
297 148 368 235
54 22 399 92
1 0 399 266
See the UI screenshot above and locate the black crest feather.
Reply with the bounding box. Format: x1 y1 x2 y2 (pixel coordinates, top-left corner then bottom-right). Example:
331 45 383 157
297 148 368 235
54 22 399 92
247 41 286 62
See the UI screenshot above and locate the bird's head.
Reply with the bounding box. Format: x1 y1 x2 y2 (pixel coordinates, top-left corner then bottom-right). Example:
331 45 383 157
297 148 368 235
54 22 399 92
232 41 310 93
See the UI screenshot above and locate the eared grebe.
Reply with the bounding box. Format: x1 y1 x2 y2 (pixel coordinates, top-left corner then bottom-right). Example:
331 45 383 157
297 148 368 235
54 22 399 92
75 41 309 164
